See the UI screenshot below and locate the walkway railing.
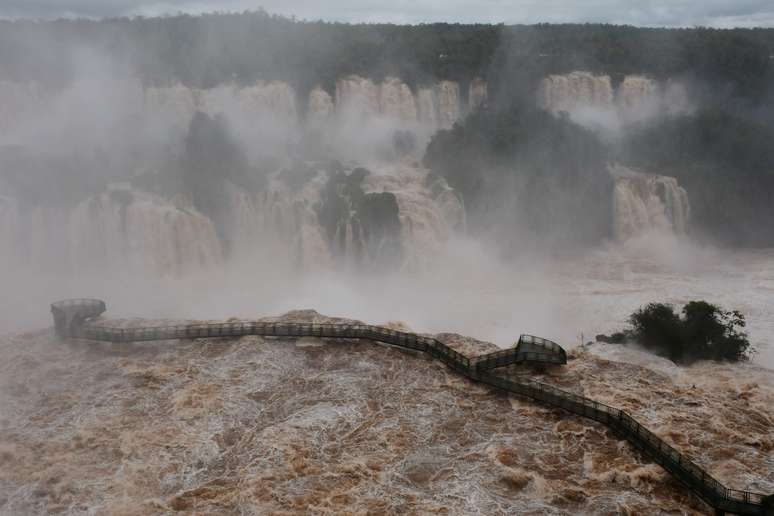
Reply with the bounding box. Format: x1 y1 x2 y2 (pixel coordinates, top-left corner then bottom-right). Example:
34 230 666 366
50 299 771 515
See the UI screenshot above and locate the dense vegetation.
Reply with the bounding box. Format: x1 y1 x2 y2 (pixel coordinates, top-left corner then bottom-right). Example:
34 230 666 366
621 109 774 246
597 301 753 364
1 12 772 106
424 107 612 248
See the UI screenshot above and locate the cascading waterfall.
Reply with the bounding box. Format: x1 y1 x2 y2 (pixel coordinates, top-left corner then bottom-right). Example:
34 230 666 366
325 76 469 130
610 164 690 241
363 164 465 268
538 72 614 113
67 186 223 275
0 188 222 275
145 81 299 128
223 163 464 271
307 86 335 121
236 81 298 120
468 78 488 111
0 71 471 276
435 81 462 129
538 72 693 128
379 77 418 122
617 76 660 115
416 87 438 127
225 175 334 269
335 76 381 118
1 161 693 275
2 75 480 142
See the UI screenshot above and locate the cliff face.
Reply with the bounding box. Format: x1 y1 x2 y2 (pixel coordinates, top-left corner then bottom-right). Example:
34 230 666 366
0 311 771 514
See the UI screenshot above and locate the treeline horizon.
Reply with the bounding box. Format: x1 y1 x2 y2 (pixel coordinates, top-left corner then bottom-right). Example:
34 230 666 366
1 11 772 106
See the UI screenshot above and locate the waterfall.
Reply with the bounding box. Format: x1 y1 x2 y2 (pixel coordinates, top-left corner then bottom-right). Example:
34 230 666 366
417 87 438 127
237 81 298 120
223 163 464 271
436 81 462 129
610 164 690 241
468 78 488 112
363 164 465 268
144 83 198 132
0 74 473 276
334 76 421 123
68 185 223 275
538 72 614 113
616 76 662 124
379 78 418 122
307 86 335 121
0 187 222 275
225 175 334 269
200 81 298 122
617 76 660 108
538 72 692 129
144 81 299 135
335 76 381 118
2 75 478 143
330 76 466 130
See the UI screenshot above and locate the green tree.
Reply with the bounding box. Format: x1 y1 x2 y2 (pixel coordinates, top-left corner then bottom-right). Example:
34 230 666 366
624 301 752 364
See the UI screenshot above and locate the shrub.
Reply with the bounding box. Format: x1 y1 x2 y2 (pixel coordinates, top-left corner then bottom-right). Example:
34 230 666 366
600 301 753 364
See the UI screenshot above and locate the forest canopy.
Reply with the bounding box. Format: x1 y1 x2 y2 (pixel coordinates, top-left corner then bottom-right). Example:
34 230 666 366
423 106 612 249
0 12 771 106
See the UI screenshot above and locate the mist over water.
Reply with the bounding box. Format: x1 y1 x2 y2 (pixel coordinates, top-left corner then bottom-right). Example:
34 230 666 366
2 231 773 369
0 29 772 373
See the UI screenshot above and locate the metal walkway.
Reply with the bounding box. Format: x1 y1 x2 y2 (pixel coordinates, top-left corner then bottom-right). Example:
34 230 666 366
51 299 772 515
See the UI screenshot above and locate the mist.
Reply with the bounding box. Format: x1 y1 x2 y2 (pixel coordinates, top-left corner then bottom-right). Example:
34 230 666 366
0 14 773 372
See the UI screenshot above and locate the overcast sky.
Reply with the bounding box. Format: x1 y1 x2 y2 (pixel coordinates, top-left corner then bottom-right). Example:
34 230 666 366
1 0 773 28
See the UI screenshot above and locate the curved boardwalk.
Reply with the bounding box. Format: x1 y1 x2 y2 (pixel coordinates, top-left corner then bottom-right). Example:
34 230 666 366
51 299 772 515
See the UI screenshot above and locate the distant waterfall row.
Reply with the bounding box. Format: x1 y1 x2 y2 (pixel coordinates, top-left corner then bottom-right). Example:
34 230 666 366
538 72 692 128
149 76 487 130
2 72 692 138
0 76 486 137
